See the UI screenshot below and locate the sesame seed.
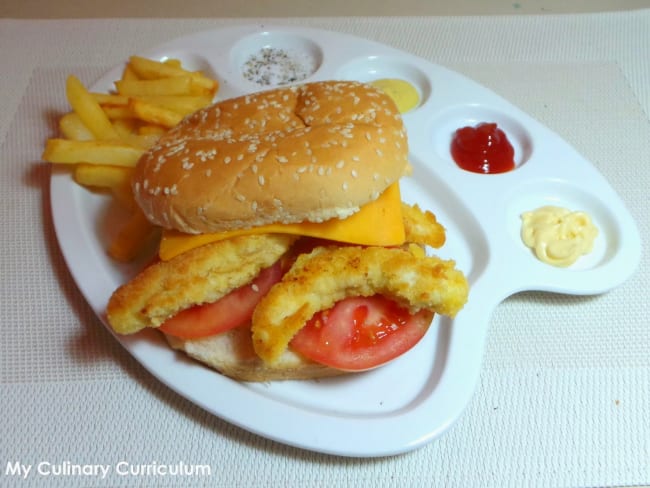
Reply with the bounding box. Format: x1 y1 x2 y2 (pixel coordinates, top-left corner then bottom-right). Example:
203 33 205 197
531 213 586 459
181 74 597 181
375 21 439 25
258 175 265 186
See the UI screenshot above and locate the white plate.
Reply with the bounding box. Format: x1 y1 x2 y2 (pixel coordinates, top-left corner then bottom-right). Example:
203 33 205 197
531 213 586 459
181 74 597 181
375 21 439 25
50 25 641 457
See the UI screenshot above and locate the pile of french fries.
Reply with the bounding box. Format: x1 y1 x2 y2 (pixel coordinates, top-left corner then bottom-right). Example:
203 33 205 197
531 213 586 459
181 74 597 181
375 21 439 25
43 56 219 262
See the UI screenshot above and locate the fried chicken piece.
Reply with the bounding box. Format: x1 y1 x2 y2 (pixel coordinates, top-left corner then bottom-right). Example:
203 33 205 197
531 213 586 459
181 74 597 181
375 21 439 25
401 203 446 248
251 245 468 364
106 234 297 334
107 203 449 338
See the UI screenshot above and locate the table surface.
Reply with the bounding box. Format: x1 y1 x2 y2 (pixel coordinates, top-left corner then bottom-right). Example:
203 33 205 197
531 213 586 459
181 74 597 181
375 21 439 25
3 0 650 17
1 6 649 488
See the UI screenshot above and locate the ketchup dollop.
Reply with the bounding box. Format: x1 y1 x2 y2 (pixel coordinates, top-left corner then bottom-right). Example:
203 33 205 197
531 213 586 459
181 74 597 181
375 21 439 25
450 122 515 174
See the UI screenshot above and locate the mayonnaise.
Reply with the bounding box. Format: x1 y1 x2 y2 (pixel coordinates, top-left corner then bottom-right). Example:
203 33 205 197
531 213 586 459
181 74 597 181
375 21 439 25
370 78 420 113
521 205 598 267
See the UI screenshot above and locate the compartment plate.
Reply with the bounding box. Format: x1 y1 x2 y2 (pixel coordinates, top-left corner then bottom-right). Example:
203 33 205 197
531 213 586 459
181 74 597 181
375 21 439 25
50 25 641 457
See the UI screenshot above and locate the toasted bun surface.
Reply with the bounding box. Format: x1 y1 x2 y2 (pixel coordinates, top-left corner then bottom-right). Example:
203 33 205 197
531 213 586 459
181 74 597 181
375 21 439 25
132 80 410 234
164 326 345 382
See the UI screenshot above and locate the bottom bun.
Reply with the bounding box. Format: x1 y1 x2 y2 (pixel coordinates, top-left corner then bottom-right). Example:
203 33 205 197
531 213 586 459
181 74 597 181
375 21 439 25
164 325 346 382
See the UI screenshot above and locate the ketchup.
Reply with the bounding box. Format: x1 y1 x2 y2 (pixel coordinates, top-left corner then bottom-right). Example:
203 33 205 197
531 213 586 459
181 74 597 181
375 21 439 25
450 122 515 174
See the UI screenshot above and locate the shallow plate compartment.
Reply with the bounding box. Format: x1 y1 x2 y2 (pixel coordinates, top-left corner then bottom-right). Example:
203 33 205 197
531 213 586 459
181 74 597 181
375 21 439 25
337 56 432 111
49 25 641 457
231 31 323 88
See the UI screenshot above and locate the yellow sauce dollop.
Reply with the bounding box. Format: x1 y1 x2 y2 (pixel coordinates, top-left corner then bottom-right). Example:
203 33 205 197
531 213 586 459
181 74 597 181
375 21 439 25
521 205 599 267
370 78 420 113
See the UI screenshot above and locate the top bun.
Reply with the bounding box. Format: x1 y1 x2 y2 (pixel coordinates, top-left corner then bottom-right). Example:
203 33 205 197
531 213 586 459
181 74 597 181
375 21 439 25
132 80 410 234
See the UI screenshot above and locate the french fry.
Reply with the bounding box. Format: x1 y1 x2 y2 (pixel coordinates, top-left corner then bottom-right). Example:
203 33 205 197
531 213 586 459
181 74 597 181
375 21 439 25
188 82 216 97
59 112 95 141
164 58 182 68
121 133 160 150
112 118 138 137
66 75 120 141
135 95 212 115
42 139 143 167
108 210 158 262
75 164 136 209
102 105 134 120
115 77 194 97
121 64 139 82
129 99 184 128
92 93 130 106
73 163 133 189
128 55 218 94
48 55 221 262
110 184 137 209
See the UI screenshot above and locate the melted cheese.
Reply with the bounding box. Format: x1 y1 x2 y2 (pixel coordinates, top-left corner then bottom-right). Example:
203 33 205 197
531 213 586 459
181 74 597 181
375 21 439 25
159 183 405 261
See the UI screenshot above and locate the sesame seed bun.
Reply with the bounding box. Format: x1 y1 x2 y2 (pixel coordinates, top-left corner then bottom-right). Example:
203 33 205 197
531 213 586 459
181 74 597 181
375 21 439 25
164 325 344 382
131 80 410 234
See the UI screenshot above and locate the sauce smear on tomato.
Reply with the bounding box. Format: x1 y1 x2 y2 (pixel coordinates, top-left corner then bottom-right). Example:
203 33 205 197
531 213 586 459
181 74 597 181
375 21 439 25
450 122 515 174
290 295 433 371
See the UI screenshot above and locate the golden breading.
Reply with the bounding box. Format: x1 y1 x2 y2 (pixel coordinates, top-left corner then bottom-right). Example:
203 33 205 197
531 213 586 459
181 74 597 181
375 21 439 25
401 203 446 248
251 245 469 364
106 234 297 334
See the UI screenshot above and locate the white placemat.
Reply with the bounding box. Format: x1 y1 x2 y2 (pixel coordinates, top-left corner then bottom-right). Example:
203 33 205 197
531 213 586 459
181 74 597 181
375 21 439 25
1 13 648 487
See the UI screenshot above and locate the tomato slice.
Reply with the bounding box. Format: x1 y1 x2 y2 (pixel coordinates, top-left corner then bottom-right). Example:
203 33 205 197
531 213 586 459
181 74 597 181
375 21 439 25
158 261 283 339
290 295 433 371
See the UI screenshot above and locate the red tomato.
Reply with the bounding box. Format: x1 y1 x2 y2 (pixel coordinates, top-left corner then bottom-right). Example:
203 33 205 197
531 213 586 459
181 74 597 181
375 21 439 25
290 295 433 371
158 261 283 339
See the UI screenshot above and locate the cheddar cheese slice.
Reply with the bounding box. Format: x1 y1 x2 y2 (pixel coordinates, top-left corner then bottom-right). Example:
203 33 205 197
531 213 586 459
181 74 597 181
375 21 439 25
159 183 405 261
